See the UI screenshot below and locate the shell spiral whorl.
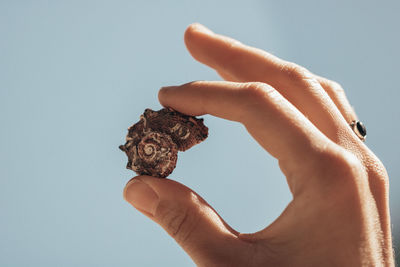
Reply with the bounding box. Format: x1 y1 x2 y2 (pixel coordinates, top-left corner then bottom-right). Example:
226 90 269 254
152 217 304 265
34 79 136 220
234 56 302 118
119 108 208 178
135 132 177 177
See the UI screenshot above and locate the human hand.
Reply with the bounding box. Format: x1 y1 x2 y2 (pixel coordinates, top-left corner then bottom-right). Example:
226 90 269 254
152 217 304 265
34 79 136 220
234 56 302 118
123 23 394 266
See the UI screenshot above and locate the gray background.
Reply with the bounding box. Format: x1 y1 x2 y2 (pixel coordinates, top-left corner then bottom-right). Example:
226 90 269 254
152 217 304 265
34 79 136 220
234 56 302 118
1 0 399 266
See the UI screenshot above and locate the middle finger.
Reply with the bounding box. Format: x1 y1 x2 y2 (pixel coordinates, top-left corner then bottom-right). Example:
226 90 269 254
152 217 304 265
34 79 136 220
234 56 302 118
184 24 357 146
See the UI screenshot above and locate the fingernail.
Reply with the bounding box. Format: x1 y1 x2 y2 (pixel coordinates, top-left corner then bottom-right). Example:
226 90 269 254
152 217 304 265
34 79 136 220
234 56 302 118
191 23 213 34
160 86 178 92
123 179 159 215
159 86 178 101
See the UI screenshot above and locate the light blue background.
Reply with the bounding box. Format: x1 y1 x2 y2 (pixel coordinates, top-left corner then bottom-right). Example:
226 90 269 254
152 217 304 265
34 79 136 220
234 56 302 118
1 1 399 266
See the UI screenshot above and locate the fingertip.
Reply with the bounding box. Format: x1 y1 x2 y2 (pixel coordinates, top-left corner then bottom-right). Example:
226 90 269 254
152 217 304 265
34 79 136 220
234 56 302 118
123 177 138 201
184 23 214 57
123 175 155 201
185 23 213 40
158 86 177 100
123 176 160 216
158 86 178 108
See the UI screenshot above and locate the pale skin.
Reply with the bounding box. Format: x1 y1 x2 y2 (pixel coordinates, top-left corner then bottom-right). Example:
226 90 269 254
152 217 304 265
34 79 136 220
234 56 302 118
123 23 394 266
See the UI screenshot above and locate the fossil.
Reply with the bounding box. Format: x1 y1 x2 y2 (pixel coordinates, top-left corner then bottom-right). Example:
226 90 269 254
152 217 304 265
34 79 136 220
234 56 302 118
119 108 208 178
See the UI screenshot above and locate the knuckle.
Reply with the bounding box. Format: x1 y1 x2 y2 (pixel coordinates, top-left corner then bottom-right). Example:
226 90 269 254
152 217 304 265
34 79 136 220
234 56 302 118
281 63 313 82
235 82 280 123
156 200 199 245
243 82 276 102
366 154 389 194
372 172 389 196
322 148 365 179
336 152 364 178
315 149 375 215
324 79 345 95
289 145 367 197
313 147 368 196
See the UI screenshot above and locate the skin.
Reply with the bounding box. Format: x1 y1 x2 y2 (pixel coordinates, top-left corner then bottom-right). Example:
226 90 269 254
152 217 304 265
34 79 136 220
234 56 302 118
123 23 394 266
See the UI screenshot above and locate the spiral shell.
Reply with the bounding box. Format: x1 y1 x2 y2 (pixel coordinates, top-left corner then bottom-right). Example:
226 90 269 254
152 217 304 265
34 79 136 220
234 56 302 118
119 108 208 178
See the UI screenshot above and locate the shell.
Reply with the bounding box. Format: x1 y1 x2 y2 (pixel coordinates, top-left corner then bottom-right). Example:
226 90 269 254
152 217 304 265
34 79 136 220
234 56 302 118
119 108 208 178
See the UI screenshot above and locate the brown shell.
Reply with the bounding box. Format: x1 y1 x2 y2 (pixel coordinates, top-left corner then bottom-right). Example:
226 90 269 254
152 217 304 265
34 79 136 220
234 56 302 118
119 108 208 178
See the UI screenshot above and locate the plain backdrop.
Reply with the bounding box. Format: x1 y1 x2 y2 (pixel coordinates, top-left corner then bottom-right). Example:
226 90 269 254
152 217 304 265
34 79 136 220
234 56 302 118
1 1 399 266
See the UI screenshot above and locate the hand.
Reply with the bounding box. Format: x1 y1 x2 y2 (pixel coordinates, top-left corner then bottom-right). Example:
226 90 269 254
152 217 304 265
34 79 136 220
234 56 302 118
123 23 394 266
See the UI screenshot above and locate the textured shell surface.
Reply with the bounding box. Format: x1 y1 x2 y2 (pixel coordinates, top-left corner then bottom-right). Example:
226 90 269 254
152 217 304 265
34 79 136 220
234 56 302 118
119 108 208 178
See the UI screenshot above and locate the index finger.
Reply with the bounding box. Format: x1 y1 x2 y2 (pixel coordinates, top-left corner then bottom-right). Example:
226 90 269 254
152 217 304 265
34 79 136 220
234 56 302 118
158 81 333 168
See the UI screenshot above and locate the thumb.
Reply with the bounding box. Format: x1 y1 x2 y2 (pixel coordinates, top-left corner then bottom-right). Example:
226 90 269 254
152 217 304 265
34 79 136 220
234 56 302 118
123 175 246 266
